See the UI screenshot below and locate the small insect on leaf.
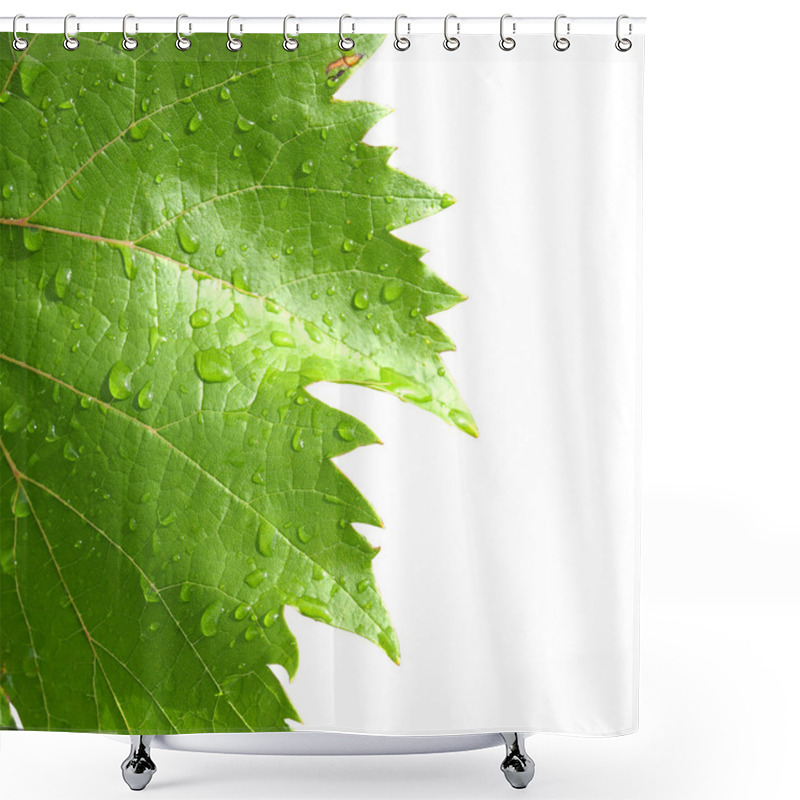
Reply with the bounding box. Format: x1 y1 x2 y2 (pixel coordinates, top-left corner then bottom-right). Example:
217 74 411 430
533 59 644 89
325 53 365 83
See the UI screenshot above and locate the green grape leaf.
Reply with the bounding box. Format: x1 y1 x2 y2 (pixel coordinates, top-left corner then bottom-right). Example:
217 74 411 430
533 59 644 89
0 33 474 734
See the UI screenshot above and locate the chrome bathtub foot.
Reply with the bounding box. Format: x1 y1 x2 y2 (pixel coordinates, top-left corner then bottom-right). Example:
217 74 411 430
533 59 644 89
500 732 535 789
121 735 156 791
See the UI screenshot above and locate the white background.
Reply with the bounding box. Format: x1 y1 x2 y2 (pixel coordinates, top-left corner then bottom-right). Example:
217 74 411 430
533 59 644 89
1 1 798 799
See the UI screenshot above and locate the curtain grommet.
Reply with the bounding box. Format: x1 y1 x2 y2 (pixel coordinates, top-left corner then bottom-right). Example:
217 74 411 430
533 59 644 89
121 14 138 51
227 15 243 51
63 13 79 51
394 14 411 51
499 14 516 51
12 14 29 51
283 15 299 51
175 13 191 50
443 14 460 51
339 14 355 51
553 14 570 52
615 15 633 51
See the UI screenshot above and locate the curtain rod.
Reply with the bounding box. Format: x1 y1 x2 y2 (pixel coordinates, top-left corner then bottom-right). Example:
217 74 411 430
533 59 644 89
1 16 646 36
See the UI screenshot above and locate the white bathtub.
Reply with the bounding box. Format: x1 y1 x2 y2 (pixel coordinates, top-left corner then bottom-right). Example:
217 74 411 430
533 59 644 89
119 731 535 790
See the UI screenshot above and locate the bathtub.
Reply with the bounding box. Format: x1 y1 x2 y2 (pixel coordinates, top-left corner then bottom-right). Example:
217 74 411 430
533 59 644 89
120 731 535 791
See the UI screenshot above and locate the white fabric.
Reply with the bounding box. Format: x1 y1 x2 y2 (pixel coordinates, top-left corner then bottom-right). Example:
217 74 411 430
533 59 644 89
291 33 643 736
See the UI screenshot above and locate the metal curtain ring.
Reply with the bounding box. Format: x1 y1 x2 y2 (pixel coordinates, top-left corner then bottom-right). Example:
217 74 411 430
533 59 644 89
175 14 191 50
63 14 79 50
122 14 138 51
553 14 570 51
615 14 632 51
499 13 515 51
443 14 460 51
283 15 299 51
227 15 242 51
12 14 28 51
394 14 410 50
339 14 355 51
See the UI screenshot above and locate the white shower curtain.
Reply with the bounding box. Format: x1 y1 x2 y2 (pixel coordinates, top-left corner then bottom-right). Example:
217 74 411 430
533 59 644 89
294 33 644 735
0 28 642 739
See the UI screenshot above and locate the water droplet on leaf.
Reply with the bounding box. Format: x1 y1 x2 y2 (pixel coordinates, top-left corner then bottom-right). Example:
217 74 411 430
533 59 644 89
176 220 200 253
270 330 295 348
137 381 154 410
108 360 133 400
23 227 44 252
352 289 369 309
195 348 233 383
200 600 225 637
190 308 212 328
236 115 256 131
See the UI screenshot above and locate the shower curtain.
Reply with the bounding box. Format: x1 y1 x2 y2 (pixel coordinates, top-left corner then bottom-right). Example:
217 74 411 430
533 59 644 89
0 29 643 738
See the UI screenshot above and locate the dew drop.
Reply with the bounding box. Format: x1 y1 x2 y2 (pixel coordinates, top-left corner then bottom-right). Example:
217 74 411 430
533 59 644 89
357 578 371 593
410 307 421 318
296 596 332 623
304 321 324 343
381 281 403 302
232 143 243 158
139 574 160 604
154 173 163 184
244 625 260 641
448 407 479 437
263 609 281 628
108 360 133 400
11 487 31 518
3 402 27 433
63 441 79 461
232 266 250 291
52 264 72 299
137 380 154 410
379 367 432 403
301 159 314 174
195 348 233 383
190 307 212 328
256 523 273 556
180 582 192 602
312 565 324 581
2 182 14 199
234 603 251 621
200 600 225 637
115 245 136 280
236 115 256 131
352 289 369 309
220 86 231 101
187 110 203 133
128 120 151 141
297 526 312 543
231 303 248 328
245 569 267 589
336 421 356 442
251 471 265 485
322 312 334 328
291 429 304 452
183 73 194 88
176 220 200 254
270 330 295 348
342 238 355 253
23 227 44 252
215 244 226 257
